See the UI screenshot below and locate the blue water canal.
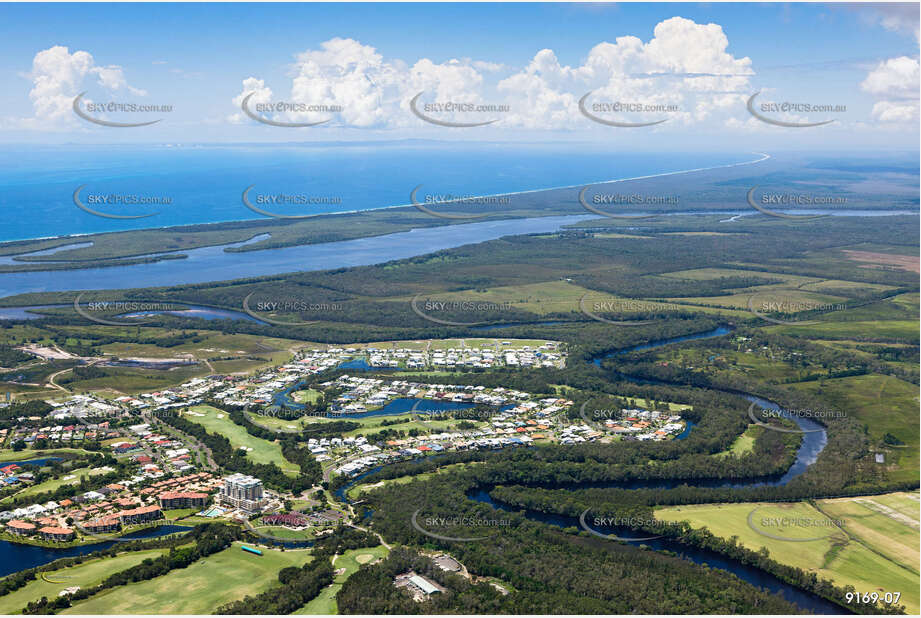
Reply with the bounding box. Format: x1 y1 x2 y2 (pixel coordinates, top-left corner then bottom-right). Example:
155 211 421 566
0 525 191 578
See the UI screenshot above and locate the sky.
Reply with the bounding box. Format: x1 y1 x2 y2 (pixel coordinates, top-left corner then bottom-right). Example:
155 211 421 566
0 2 917 150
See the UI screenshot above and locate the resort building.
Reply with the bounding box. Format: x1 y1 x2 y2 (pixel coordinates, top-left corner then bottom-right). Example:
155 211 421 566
83 517 122 534
118 504 162 525
38 526 75 542
6 519 35 536
219 473 264 512
159 491 209 509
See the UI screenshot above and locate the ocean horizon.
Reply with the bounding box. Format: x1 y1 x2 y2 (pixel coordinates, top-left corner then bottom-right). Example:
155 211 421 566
0 144 757 243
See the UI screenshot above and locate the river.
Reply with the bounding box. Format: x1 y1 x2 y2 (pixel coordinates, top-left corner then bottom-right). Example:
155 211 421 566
335 325 842 614
0 525 191 578
1 209 916 300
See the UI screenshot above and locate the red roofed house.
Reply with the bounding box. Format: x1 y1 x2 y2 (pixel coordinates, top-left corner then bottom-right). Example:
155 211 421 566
118 505 162 525
7 520 36 535
39 526 75 542
159 491 209 509
83 517 121 534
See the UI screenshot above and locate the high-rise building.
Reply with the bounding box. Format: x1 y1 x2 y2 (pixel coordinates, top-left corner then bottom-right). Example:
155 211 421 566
220 473 264 512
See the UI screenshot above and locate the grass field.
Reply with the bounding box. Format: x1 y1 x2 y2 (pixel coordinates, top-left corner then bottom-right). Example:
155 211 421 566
768 320 919 342
656 494 920 613
0 549 167 614
184 405 299 475
1 466 109 504
251 523 316 540
281 411 488 440
62 543 309 615
294 388 322 404
713 424 759 458
790 374 919 484
294 545 390 615
347 463 479 499
0 448 94 463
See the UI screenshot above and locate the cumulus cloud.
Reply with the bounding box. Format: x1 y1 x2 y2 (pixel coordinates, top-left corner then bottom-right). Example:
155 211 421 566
225 18 767 131
228 77 273 124
861 56 920 122
498 17 753 128
229 37 503 128
24 45 145 128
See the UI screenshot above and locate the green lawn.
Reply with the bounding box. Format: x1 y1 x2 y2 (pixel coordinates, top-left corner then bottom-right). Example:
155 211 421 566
0 549 167 614
251 524 316 540
790 374 920 483
714 425 759 458
2 466 109 504
295 545 389 615
347 463 479 499
294 388 322 404
657 496 920 613
184 405 299 475
62 543 309 615
0 448 94 463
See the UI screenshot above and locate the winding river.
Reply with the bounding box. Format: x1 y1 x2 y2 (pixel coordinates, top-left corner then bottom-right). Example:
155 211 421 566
338 325 843 614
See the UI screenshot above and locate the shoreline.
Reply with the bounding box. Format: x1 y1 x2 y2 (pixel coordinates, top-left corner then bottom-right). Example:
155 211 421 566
0 152 770 248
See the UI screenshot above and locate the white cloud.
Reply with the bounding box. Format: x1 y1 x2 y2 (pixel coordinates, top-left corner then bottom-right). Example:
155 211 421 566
861 56 920 123
229 37 505 128
497 17 753 128
228 77 272 124
23 45 145 129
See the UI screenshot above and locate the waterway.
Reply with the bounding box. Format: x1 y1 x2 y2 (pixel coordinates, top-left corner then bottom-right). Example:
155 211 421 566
333 325 840 614
0 525 191 578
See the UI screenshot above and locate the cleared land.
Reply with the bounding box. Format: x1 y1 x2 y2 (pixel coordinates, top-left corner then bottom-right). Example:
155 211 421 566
790 374 919 484
295 545 390 615
0 549 166 614
183 405 299 475
657 493 920 613
62 543 308 615
1 466 109 503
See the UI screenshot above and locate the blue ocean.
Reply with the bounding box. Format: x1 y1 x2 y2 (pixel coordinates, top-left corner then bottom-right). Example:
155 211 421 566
0 143 751 243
